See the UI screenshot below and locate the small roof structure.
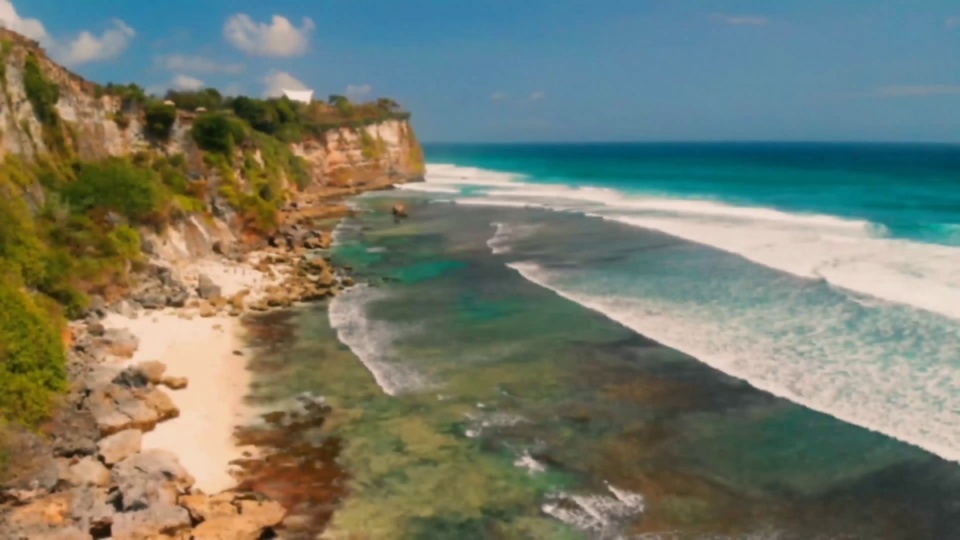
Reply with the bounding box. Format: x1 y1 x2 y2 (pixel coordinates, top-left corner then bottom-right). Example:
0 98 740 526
283 89 314 104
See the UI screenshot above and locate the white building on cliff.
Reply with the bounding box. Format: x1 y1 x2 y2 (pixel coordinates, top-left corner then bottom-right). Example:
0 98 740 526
283 89 314 104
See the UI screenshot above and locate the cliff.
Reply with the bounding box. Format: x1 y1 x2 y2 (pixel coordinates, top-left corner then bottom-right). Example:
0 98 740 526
0 29 424 430
0 26 424 186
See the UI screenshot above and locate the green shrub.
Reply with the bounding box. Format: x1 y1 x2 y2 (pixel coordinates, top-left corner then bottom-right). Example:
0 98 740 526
23 54 59 125
64 159 168 223
0 276 66 426
144 102 177 139
111 111 130 130
191 113 248 154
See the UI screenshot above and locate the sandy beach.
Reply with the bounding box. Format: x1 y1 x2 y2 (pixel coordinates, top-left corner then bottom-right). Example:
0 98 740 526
99 255 284 493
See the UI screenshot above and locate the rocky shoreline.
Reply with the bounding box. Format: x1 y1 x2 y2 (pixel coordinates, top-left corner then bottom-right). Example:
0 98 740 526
0 189 394 539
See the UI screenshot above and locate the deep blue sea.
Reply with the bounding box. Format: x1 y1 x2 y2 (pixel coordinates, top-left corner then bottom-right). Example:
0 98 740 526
244 143 960 539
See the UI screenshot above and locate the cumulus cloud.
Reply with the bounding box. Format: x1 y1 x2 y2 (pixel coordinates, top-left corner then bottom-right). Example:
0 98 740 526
715 14 769 26
61 19 135 65
490 91 508 101
224 14 314 57
869 85 960 98
263 70 307 97
0 2 134 65
0 0 47 42
530 91 546 101
346 84 372 101
155 54 244 75
172 74 205 91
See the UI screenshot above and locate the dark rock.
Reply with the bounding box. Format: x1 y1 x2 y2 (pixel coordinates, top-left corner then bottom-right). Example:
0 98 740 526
50 406 98 458
198 273 222 300
391 203 408 218
112 369 150 389
166 290 188 307
86 319 105 337
136 293 167 310
132 361 167 385
98 328 139 358
111 450 194 511
112 504 191 540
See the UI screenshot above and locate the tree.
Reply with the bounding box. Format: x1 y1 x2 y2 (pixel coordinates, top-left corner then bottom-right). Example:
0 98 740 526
376 98 400 112
144 102 177 139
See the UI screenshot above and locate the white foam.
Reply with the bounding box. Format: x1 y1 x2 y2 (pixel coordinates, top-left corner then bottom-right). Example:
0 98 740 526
509 261 960 463
486 222 542 255
424 162 960 322
328 286 427 396
395 183 461 194
513 451 546 474
541 484 645 536
602 214 960 321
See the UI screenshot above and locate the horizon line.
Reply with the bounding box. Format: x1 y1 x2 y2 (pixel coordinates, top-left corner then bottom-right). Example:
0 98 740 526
421 139 960 147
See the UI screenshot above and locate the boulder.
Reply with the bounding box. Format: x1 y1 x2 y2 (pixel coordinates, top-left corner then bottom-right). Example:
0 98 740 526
199 302 217 318
179 492 238 521
198 274 222 300
109 299 138 319
62 457 110 488
0 486 114 540
134 360 167 384
229 290 250 310
140 387 180 421
137 293 167 310
97 429 142 466
97 328 139 358
111 504 191 540
86 319 106 337
111 450 194 511
161 375 188 390
190 499 286 540
87 383 177 436
50 406 98 458
167 290 189 308
391 203 407 218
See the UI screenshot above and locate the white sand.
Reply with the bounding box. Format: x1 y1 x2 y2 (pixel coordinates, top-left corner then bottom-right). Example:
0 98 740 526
103 311 255 493
98 256 286 493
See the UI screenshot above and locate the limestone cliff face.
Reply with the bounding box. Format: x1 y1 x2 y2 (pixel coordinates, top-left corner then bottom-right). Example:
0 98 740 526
291 119 425 188
0 27 425 186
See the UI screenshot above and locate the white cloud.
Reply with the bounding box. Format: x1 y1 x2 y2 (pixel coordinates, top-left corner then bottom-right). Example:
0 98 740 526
172 74 205 91
947 17 960 29
263 70 307 97
61 19 135 65
0 2 135 65
224 14 314 57
346 84 372 101
490 91 508 101
155 54 244 75
0 0 48 42
530 91 546 101
869 85 960 98
715 14 769 26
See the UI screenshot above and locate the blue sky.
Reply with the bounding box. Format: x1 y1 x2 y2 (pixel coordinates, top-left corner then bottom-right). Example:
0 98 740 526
2 0 959 143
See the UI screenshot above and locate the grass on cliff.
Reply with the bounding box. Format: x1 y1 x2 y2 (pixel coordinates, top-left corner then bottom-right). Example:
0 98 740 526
0 152 211 429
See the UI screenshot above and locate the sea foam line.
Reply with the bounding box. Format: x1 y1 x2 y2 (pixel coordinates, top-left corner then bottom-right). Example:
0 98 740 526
507 261 960 463
425 162 960 322
328 286 427 396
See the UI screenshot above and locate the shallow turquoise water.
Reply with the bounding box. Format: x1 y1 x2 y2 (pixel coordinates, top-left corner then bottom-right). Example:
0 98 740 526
242 196 960 539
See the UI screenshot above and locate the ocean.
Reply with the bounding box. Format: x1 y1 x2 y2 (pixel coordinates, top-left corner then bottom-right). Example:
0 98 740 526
242 143 960 539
